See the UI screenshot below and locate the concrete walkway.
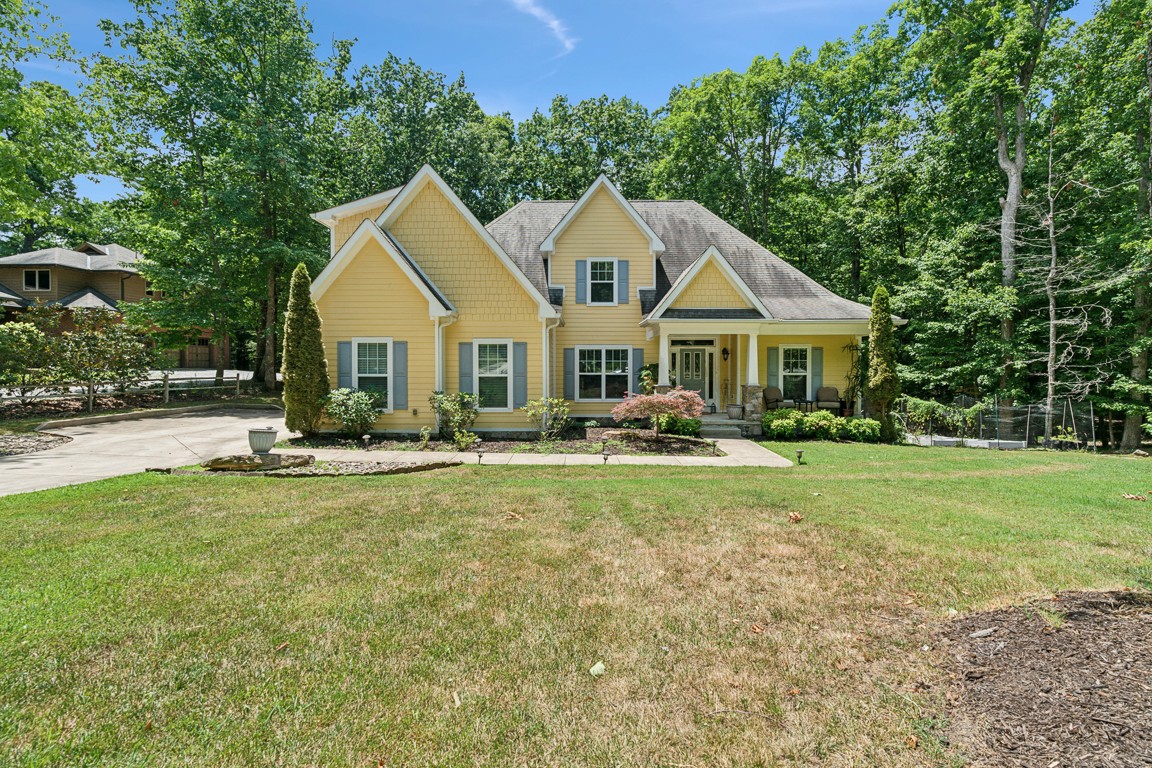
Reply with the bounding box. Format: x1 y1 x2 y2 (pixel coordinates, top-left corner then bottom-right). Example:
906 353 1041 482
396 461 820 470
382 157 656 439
0 408 287 496
279 438 791 468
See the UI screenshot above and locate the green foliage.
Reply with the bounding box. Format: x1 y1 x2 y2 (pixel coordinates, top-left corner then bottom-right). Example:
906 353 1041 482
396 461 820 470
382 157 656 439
51 308 166 390
281 263 329 436
520 396 571 440
654 415 702 437
638 364 659 395
898 396 988 439
761 408 881 443
867 286 900 441
430 391 480 447
325 388 381 437
416 425 432 451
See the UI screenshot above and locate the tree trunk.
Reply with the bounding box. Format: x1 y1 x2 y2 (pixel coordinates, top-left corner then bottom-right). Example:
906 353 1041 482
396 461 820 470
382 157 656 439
994 93 1026 395
1120 33 1152 451
1044 186 1059 444
262 267 278 391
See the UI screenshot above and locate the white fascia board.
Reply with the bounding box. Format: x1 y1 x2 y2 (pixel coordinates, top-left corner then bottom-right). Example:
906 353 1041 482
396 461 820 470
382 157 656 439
539 174 665 255
310 218 455 318
375 164 558 319
309 186 404 227
647 246 772 320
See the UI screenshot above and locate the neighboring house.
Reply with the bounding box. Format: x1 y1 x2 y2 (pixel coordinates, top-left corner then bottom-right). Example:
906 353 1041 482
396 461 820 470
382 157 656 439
0 242 222 368
310 165 880 433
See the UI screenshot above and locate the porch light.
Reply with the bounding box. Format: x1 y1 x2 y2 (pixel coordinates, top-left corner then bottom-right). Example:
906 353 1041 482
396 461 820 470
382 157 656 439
722 347 730 361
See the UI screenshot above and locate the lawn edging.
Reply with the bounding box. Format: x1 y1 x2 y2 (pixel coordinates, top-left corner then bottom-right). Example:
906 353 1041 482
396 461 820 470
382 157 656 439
36 402 284 432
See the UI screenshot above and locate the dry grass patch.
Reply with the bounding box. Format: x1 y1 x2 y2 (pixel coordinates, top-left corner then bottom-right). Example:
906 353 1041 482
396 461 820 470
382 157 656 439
1 444 1149 766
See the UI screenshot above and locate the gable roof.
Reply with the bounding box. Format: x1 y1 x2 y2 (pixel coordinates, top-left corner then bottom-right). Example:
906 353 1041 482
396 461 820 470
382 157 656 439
310 218 455 317
53 287 120 311
648 245 771 320
375 165 558 319
0 282 26 308
538 175 665 255
0 244 142 273
487 200 874 322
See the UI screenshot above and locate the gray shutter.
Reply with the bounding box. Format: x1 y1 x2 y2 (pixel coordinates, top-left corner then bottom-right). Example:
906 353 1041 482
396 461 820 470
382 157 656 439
631 348 644 395
513 342 528 408
337 341 352 389
767 347 779 388
458 342 474 394
563 348 575 400
392 341 408 410
811 347 823 398
618 260 629 304
575 260 587 304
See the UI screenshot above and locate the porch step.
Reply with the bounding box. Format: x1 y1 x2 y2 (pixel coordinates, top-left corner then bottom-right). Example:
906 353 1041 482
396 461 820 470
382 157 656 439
700 425 745 439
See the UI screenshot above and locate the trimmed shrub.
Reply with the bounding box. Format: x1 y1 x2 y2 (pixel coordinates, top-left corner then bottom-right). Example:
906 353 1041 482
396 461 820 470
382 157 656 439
842 417 882 443
762 408 805 439
282 262 330 435
656 415 702 437
761 410 883 443
521 396 571 440
326 388 381 437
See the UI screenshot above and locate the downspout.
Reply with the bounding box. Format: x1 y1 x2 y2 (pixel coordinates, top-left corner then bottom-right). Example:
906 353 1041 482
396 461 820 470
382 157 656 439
434 314 458 436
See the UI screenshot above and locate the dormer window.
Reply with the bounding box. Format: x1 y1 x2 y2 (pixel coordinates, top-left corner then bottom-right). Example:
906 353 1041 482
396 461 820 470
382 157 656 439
23 269 50 291
589 259 617 305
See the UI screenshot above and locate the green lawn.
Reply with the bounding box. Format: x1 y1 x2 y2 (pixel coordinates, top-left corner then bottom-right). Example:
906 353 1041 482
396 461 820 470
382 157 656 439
1 443 1148 766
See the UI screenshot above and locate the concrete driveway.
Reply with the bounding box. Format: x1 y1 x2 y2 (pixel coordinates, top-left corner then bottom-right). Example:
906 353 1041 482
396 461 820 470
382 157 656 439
0 408 287 497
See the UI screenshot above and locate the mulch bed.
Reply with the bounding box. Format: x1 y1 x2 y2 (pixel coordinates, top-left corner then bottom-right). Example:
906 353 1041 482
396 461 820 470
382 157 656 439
164 460 462 478
0 392 257 423
283 429 722 457
942 590 1152 767
0 433 72 456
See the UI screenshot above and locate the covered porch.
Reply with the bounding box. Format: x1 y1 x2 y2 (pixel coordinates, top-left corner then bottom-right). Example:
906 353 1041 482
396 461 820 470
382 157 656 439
650 320 869 419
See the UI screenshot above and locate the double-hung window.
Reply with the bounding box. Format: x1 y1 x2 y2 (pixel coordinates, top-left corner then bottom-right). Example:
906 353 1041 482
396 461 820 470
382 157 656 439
23 269 50 291
475 340 512 411
780 345 810 402
577 346 630 401
588 259 616 305
353 337 391 409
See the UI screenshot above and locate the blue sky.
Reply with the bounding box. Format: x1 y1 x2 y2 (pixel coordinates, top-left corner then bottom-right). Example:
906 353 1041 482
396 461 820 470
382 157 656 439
21 0 1094 202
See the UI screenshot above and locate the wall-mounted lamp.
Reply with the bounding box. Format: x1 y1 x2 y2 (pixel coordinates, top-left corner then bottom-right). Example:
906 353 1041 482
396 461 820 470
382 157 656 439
721 347 730 361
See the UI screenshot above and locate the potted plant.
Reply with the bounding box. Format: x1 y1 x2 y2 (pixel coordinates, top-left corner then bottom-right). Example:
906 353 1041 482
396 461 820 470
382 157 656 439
248 426 277 454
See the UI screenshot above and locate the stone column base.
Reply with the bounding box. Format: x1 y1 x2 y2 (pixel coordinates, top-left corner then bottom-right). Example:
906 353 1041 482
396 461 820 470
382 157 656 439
654 385 672 394
742 385 765 419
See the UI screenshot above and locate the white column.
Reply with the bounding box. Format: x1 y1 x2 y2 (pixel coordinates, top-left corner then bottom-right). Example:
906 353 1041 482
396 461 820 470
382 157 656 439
658 329 671 386
746 332 760 386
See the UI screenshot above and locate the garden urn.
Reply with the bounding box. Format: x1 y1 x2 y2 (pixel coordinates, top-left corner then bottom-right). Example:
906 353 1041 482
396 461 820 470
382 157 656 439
248 426 277 454
727 404 744 420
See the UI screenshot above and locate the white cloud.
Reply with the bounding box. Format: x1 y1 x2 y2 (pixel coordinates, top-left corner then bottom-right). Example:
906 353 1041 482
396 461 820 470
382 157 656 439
509 0 578 55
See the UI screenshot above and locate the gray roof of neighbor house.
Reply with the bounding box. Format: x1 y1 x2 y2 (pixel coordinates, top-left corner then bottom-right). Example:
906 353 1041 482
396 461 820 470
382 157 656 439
0 243 142 273
53 287 120 311
486 200 873 322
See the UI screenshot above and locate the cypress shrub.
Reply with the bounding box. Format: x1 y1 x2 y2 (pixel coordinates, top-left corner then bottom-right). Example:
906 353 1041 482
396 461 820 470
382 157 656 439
281 262 330 435
866 286 901 442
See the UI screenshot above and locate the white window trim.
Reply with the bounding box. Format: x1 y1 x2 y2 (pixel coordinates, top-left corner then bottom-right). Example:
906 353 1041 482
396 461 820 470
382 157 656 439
575 345 632 402
779 343 812 402
23 269 50 292
587 257 618 306
351 336 393 414
473 337 514 413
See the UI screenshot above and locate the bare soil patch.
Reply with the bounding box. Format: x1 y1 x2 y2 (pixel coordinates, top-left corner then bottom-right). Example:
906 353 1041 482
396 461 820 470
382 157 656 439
943 590 1152 767
0 433 72 456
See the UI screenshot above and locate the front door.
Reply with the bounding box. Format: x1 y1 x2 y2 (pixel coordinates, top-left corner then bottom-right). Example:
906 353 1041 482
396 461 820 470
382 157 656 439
679 348 708 399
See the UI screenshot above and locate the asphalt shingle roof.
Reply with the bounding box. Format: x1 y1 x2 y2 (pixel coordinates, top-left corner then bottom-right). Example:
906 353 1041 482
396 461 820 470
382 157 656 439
0 243 142 273
485 200 872 322
0 282 25 308
53 287 120 311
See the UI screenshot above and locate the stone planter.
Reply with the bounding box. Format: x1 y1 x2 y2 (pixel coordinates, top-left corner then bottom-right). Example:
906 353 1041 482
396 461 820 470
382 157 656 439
248 426 278 454
727 404 744 420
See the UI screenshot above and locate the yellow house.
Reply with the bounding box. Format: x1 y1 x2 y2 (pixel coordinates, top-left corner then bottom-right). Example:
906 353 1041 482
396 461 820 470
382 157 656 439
309 165 877 434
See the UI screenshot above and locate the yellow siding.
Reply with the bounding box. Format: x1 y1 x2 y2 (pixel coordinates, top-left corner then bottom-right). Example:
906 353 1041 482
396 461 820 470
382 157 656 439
758 335 857 400
388 182 544 429
316 237 437 432
550 185 655 415
331 203 392 254
670 260 751 309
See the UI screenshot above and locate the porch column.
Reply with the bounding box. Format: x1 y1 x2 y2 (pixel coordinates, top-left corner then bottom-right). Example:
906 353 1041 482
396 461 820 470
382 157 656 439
658 330 671 386
745 332 760 386
742 332 763 419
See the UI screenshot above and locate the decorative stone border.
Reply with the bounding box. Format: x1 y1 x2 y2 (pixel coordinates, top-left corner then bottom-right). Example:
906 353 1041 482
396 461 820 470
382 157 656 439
150 459 463 478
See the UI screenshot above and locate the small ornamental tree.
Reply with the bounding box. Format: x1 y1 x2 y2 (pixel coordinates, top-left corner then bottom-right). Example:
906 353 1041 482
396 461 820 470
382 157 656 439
281 263 330 436
866 285 901 442
610 386 705 436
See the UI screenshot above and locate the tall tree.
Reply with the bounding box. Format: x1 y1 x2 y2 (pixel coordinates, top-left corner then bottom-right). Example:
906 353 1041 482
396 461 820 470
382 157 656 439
281 262 328 435
87 0 334 387
867 286 901 441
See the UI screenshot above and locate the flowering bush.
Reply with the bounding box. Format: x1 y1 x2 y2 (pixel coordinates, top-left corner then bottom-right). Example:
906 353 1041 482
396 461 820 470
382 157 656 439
611 387 705 436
